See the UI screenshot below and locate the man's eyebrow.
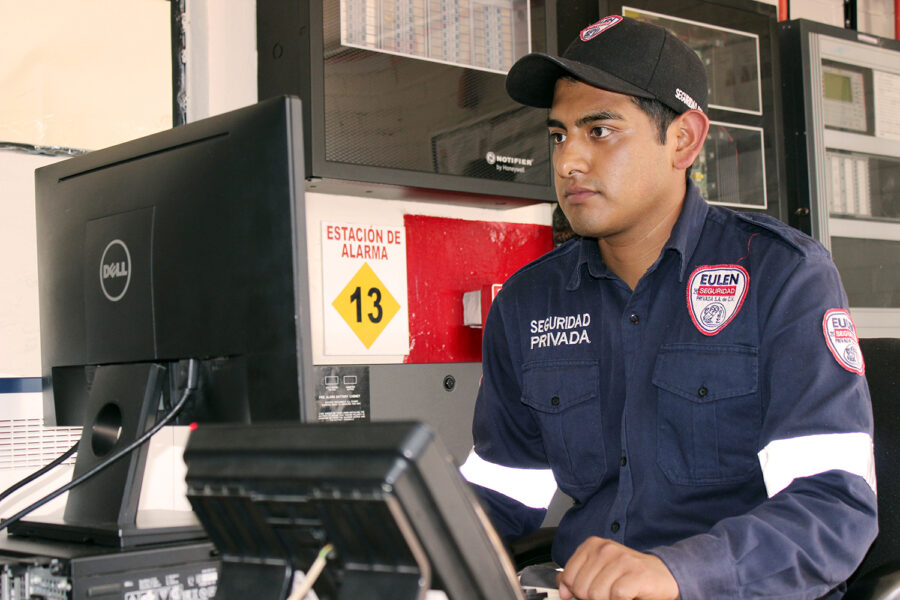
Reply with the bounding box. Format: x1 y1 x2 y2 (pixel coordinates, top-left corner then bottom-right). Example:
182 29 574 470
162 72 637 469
546 111 625 129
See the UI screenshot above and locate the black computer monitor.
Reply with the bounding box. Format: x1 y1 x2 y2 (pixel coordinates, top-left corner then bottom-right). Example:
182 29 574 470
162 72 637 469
15 96 316 546
183 421 526 600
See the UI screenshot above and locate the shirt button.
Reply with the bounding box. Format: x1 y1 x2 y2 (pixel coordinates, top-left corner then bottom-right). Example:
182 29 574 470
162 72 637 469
620 456 627 467
610 521 620 533
629 313 639 324
551 396 560 406
697 386 708 398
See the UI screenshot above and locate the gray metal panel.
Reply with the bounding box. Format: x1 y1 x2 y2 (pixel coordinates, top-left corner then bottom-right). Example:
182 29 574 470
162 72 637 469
369 363 481 465
369 362 572 528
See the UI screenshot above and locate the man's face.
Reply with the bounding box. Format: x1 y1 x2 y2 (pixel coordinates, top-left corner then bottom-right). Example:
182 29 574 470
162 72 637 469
548 78 682 243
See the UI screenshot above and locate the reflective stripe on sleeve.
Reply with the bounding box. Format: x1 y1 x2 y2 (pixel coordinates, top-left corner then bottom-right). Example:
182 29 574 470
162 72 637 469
459 449 558 509
757 432 876 498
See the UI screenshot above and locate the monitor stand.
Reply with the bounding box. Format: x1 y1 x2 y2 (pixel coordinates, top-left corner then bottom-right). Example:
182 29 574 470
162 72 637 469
7 363 206 547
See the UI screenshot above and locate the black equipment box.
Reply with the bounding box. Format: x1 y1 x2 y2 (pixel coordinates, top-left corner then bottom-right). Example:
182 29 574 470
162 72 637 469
0 534 218 599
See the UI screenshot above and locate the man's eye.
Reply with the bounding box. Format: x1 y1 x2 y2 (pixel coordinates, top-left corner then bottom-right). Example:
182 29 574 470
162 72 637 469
591 126 611 138
549 132 566 144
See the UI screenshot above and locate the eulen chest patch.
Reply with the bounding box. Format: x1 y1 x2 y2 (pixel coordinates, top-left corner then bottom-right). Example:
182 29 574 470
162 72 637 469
687 265 749 336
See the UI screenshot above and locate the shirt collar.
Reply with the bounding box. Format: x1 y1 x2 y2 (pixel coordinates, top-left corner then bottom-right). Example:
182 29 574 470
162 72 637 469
565 180 709 291
664 180 708 282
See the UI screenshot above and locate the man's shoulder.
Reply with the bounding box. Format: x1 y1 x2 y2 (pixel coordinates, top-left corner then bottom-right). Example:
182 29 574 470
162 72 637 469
501 238 582 291
707 205 829 260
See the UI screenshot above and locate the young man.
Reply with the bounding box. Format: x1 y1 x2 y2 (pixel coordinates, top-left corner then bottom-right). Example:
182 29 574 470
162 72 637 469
461 16 878 600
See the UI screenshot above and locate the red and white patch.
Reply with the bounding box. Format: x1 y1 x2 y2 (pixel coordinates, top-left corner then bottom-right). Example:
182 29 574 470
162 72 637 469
823 309 865 374
687 265 749 336
580 16 623 41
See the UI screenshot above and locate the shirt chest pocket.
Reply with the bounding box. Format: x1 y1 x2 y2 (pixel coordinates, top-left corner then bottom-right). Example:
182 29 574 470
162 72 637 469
653 344 761 486
521 361 606 491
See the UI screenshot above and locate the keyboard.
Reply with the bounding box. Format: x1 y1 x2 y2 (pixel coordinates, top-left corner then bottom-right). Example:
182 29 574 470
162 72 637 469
523 586 562 599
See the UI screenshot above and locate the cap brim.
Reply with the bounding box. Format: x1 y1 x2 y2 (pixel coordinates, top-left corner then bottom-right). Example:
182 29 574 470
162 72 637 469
506 53 655 108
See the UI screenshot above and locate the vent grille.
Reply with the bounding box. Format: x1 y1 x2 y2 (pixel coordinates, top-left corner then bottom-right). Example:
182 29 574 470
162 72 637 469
0 419 81 470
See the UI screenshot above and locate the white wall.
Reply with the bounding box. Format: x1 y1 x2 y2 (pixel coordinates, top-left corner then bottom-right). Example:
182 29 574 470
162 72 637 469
0 152 61 378
0 0 175 515
759 0 895 36
0 0 171 151
857 0 897 38
182 0 257 123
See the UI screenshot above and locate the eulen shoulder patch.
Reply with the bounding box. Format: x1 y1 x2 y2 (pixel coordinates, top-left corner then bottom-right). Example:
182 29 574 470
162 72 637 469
687 265 749 336
823 308 865 375
580 16 623 41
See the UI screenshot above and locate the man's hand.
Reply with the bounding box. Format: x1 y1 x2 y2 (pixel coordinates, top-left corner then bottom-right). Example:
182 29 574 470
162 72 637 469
556 537 680 600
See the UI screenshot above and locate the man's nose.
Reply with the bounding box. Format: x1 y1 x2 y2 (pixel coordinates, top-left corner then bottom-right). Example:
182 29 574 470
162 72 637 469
554 138 590 178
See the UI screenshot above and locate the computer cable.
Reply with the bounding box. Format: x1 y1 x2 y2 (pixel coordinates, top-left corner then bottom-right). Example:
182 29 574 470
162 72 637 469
0 359 200 532
0 440 79 504
287 543 335 600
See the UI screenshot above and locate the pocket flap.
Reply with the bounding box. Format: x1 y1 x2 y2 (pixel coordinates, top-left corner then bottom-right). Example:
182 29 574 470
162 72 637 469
521 360 598 413
652 344 758 402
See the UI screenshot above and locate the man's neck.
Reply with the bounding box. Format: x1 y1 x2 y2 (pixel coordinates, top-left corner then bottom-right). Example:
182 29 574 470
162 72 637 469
598 192 685 291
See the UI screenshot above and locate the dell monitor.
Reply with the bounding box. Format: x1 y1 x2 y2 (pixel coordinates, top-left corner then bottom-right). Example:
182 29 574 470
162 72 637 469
16 96 316 546
183 420 526 600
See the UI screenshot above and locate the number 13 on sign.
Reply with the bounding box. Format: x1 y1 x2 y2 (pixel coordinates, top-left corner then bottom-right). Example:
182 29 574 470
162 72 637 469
332 263 401 349
350 286 384 324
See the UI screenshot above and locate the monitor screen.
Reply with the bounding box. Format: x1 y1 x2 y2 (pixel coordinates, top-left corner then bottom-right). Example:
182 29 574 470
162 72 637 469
19 96 317 546
183 420 526 600
824 71 854 102
821 62 869 133
257 0 555 201
36 95 315 426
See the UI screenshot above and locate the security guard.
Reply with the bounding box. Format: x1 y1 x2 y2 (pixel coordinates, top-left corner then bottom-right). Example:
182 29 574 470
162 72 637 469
461 16 877 600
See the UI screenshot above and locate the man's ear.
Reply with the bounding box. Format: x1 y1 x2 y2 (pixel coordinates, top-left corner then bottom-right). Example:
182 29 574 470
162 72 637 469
670 110 710 171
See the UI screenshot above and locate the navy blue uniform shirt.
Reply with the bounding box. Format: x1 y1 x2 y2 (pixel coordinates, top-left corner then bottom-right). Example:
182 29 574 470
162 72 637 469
461 182 877 599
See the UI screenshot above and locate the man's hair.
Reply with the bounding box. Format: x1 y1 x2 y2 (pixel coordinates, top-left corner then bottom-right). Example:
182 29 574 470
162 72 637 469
631 96 678 144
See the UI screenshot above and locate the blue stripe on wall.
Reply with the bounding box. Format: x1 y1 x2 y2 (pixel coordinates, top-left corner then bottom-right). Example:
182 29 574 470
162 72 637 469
0 378 42 394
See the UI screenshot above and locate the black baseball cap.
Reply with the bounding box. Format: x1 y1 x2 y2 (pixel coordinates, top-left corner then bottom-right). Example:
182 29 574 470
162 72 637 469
506 15 708 114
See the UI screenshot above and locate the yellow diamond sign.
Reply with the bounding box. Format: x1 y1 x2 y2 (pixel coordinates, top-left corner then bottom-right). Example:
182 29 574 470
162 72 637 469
332 262 401 349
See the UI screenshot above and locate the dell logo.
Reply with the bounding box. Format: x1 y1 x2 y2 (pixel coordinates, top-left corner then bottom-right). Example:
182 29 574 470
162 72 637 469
99 239 132 302
102 262 128 279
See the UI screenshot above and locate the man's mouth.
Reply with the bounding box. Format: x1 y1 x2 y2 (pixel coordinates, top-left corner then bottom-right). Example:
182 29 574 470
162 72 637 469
563 186 598 203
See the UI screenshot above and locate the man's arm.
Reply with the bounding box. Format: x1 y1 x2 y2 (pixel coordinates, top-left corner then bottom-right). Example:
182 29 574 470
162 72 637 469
650 254 877 599
460 292 558 542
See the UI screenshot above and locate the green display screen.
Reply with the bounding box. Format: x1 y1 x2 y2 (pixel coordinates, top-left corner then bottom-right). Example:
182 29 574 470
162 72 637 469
824 71 853 102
